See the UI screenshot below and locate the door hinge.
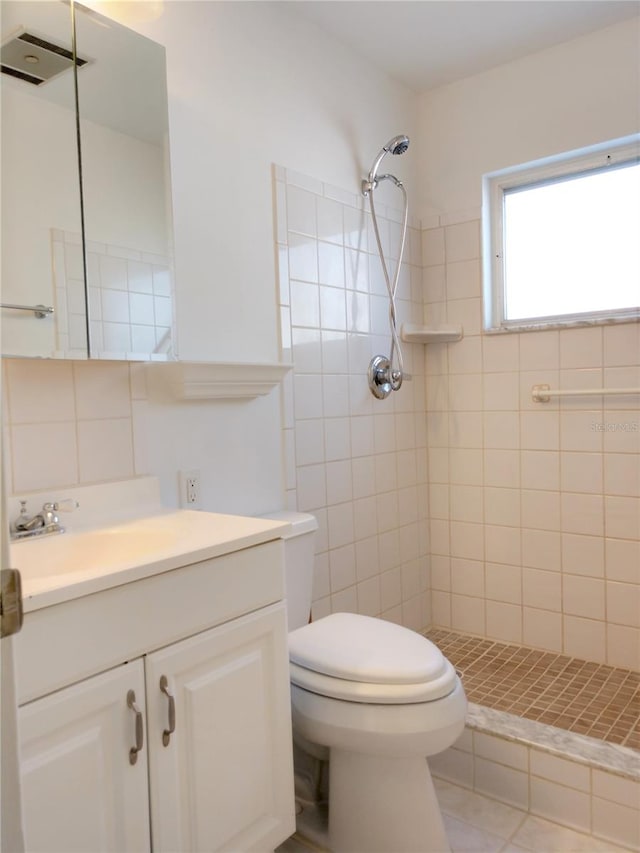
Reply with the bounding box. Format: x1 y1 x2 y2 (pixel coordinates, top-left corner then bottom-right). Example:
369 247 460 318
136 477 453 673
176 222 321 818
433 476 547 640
1 568 23 638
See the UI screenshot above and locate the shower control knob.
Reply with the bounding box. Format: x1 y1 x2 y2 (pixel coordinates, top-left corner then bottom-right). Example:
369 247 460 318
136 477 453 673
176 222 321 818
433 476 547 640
368 355 393 399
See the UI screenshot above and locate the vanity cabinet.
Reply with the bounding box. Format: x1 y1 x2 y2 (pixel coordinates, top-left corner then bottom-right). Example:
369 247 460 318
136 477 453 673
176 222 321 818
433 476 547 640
16 540 295 852
19 659 150 853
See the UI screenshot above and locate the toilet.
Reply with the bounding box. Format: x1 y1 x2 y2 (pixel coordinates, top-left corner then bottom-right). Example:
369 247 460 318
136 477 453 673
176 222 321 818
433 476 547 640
267 511 467 853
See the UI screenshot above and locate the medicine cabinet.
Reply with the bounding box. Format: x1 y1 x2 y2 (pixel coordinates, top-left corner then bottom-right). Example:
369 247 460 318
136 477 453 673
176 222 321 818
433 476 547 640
1 0 176 361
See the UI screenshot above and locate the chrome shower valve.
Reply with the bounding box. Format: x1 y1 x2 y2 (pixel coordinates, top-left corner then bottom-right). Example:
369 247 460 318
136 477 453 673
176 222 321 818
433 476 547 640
368 355 403 399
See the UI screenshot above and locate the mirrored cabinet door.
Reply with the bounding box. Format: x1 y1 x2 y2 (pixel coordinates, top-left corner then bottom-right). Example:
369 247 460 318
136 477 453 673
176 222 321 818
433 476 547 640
1 1 87 358
74 3 176 361
1 0 176 361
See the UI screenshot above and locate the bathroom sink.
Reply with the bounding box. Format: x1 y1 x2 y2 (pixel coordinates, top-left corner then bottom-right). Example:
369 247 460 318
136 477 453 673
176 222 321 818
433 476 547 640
13 526 177 579
11 509 290 611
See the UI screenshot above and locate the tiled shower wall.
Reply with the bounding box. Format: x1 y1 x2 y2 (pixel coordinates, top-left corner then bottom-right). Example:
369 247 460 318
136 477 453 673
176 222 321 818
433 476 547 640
423 213 640 670
274 166 432 632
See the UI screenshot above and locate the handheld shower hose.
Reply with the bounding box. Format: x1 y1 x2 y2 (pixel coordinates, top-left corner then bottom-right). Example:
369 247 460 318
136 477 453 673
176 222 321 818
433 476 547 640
362 136 410 400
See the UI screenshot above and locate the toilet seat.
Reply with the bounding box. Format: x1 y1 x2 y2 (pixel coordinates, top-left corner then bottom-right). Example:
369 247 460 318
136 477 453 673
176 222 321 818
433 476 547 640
288 612 458 704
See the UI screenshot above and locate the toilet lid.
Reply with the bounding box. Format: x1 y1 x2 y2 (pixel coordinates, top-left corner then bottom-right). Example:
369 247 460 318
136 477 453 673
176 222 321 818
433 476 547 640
288 613 449 685
290 659 458 704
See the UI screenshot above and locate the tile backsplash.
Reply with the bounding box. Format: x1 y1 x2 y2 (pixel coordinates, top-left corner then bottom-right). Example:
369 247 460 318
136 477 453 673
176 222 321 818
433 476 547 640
2 359 148 496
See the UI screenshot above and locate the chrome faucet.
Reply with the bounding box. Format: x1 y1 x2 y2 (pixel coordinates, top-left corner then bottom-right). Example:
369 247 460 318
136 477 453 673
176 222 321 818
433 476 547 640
11 499 78 540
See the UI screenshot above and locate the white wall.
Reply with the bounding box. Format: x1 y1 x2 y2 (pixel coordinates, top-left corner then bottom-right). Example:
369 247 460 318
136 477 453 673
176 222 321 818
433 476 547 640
123 0 418 513
140 0 418 363
416 17 640 217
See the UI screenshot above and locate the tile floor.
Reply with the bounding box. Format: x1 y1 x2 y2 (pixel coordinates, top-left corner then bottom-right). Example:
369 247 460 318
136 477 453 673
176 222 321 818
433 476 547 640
426 629 640 750
277 777 634 852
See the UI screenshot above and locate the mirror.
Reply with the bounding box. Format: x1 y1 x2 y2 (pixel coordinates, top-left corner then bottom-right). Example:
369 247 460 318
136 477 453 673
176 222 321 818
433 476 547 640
1 1 176 360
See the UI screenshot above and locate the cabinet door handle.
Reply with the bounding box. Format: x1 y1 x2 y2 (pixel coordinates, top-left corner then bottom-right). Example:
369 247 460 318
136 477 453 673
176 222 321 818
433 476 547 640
159 675 175 746
126 689 144 765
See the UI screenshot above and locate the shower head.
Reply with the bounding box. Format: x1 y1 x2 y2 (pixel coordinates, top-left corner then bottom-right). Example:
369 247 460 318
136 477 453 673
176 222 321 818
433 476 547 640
385 135 410 156
363 134 410 194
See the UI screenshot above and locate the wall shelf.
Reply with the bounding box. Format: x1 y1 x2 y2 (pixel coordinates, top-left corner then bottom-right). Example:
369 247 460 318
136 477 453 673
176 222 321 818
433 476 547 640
145 361 292 401
400 324 464 343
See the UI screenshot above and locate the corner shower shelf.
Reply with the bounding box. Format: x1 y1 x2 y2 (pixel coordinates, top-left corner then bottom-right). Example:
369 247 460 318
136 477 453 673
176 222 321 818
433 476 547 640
145 361 292 400
400 324 464 343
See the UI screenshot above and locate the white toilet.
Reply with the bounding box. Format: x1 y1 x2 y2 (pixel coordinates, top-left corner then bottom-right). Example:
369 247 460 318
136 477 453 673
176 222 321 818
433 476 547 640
267 511 467 853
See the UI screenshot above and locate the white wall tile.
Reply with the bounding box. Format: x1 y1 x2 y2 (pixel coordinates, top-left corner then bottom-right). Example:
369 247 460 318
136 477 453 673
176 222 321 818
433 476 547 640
287 185 317 236
523 607 563 651
474 758 529 810
603 323 640 367
445 220 480 262
11 422 78 492
486 562 522 604
329 544 356 592
563 615 606 662
290 280 320 328
422 227 445 267
295 418 325 466
519 330 559 371
562 574 605 619
605 536 640 584
73 362 131 420
523 568 561 611
485 525 520 566
592 769 640 809
561 492 604 536
521 489 561 531
6 360 76 424
606 580 640 627
447 260 481 300
484 450 521 488
559 326 603 369
316 196 343 245
530 778 590 833
430 749 475 792
474 733 528 771
522 528 561 571
486 601 523 643
561 451 603 494
604 452 640 497
605 495 640 540
562 533 605 577
606 623 640 669
592 798 640 849
289 233 318 283
520 413 559 450
77 418 134 484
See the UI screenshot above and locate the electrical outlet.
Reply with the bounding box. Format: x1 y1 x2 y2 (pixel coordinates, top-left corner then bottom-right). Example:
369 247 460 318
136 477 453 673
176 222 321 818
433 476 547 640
178 469 201 509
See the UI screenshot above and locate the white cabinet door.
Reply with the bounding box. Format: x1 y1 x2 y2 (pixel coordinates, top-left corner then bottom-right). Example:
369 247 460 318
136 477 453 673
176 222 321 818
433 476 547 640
19 660 150 853
146 602 295 853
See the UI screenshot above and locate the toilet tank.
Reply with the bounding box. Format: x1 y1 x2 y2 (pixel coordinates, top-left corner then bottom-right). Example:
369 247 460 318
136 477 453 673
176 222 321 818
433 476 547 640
261 511 318 630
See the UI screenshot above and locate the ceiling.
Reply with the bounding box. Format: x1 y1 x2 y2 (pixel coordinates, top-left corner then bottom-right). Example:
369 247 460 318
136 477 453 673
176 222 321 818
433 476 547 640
285 1 640 92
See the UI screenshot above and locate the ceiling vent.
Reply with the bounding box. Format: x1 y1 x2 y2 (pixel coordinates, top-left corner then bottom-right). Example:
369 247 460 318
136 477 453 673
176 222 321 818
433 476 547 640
1 30 88 86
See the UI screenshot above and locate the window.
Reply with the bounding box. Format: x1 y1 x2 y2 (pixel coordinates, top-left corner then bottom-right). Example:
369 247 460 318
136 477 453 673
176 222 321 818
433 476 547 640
483 135 640 331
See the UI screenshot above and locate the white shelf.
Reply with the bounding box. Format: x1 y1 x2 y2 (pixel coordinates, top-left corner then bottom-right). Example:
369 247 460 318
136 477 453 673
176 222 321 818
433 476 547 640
145 361 292 400
401 324 464 343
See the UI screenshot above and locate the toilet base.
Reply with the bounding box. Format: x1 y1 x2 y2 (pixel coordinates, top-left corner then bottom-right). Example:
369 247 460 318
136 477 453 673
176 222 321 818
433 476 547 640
328 749 450 853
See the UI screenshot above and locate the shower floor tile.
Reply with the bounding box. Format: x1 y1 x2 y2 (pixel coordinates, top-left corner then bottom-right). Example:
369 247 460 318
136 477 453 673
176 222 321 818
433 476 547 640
426 628 640 751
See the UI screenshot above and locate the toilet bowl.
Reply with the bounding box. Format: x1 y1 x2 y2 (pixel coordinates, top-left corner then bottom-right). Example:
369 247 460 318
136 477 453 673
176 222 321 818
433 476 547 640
263 511 467 853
